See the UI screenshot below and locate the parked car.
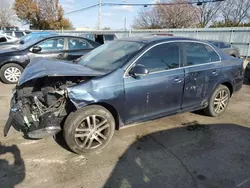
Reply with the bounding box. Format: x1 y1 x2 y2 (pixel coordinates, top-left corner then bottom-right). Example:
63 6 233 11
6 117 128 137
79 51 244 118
0 35 100 84
0 34 19 45
4 36 244 154
244 62 250 82
206 40 240 57
81 34 117 44
3 30 30 38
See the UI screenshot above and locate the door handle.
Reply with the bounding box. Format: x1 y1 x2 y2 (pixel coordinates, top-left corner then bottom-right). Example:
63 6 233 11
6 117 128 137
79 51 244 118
174 77 182 83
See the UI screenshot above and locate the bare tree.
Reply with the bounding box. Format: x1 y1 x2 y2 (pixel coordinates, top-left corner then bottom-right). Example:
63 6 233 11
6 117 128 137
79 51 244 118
0 0 17 27
133 7 163 29
133 0 199 29
220 0 250 25
194 1 222 27
157 0 198 28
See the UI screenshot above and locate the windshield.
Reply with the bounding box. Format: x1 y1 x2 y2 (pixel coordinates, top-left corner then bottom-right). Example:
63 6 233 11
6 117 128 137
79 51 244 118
78 41 144 72
19 33 36 44
20 33 53 44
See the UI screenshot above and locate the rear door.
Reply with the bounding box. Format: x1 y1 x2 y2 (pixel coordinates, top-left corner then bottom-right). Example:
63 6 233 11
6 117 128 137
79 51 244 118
65 37 95 61
28 37 67 60
124 42 184 123
181 42 221 110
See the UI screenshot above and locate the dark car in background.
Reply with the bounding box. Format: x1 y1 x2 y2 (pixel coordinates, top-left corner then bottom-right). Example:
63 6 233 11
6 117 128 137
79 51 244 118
206 40 240 57
0 34 19 45
3 30 31 39
0 35 100 84
82 33 117 44
244 62 250 82
4 36 244 154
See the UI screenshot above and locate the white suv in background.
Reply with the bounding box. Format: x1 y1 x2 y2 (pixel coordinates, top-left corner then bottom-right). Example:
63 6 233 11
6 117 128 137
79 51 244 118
0 34 19 45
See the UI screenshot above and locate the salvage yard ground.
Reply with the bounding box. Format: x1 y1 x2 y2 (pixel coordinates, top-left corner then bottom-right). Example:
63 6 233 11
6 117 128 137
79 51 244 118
0 80 250 188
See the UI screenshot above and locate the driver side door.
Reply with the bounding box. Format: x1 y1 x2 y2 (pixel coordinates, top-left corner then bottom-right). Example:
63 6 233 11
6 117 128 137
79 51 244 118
28 37 67 60
124 42 184 124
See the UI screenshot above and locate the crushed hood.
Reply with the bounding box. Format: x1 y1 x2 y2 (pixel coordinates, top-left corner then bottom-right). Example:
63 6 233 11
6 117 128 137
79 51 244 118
18 57 105 86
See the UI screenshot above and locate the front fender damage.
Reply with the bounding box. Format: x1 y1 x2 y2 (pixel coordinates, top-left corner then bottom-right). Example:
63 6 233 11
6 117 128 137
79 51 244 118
66 79 120 109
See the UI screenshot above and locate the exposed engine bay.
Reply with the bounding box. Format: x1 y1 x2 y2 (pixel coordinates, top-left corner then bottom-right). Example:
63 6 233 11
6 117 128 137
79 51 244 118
11 76 90 138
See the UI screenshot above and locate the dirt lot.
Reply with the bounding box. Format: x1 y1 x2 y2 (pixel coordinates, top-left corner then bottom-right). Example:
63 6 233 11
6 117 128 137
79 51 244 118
0 80 250 188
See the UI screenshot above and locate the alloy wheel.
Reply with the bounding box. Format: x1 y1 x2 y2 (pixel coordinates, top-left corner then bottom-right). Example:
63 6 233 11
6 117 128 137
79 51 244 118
213 90 229 114
4 67 21 83
74 115 111 150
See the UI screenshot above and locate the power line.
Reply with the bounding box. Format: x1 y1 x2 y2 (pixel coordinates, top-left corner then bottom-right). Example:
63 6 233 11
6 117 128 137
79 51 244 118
64 4 99 15
64 0 224 15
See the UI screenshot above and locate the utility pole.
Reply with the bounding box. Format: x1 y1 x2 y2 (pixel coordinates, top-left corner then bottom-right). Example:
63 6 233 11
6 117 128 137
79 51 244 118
124 18 127 30
98 0 102 30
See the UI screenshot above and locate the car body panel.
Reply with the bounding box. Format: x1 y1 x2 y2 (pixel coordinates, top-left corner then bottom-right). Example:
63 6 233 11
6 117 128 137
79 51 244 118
18 57 105 85
65 37 243 126
124 68 184 123
5 36 244 139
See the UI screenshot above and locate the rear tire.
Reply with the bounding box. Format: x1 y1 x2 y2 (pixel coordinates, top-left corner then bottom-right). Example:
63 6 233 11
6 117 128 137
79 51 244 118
0 63 23 84
204 85 230 117
63 105 115 154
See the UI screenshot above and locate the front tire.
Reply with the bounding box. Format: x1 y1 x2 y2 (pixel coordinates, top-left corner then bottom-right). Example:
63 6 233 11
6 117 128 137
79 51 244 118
63 105 115 154
0 63 23 84
204 85 230 117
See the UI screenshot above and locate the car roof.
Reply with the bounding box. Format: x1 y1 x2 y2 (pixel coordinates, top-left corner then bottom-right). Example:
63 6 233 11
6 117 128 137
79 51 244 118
206 39 230 44
29 31 57 34
119 36 201 44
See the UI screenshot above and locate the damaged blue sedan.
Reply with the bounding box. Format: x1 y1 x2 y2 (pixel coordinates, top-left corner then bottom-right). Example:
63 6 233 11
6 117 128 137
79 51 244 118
4 36 244 154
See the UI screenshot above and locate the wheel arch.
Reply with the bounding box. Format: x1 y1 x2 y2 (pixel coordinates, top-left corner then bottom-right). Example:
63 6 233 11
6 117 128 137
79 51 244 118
0 61 24 70
220 81 233 96
89 102 123 130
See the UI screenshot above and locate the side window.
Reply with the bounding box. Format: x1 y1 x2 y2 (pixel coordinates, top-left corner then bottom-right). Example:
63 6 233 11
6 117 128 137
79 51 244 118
205 45 220 62
0 37 7 42
38 38 64 52
135 43 181 73
104 35 114 42
183 42 219 66
68 38 91 50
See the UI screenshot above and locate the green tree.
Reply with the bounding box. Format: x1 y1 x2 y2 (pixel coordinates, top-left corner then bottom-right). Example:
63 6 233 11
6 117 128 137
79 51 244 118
14 0 72 30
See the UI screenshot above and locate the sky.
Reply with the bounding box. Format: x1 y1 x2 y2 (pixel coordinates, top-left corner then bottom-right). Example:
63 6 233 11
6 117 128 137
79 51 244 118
60 0 159 29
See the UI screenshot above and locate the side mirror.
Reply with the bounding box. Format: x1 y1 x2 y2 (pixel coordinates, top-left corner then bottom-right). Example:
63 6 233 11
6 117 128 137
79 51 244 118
20 40 24 44
129 64 149 77
31 46 42 53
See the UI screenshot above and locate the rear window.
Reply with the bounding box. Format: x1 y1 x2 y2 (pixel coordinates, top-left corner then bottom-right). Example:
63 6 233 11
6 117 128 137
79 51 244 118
183 42 220 66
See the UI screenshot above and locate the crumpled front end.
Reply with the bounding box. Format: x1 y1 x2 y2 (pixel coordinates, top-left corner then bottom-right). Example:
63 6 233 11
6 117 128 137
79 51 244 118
4 76 89 139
